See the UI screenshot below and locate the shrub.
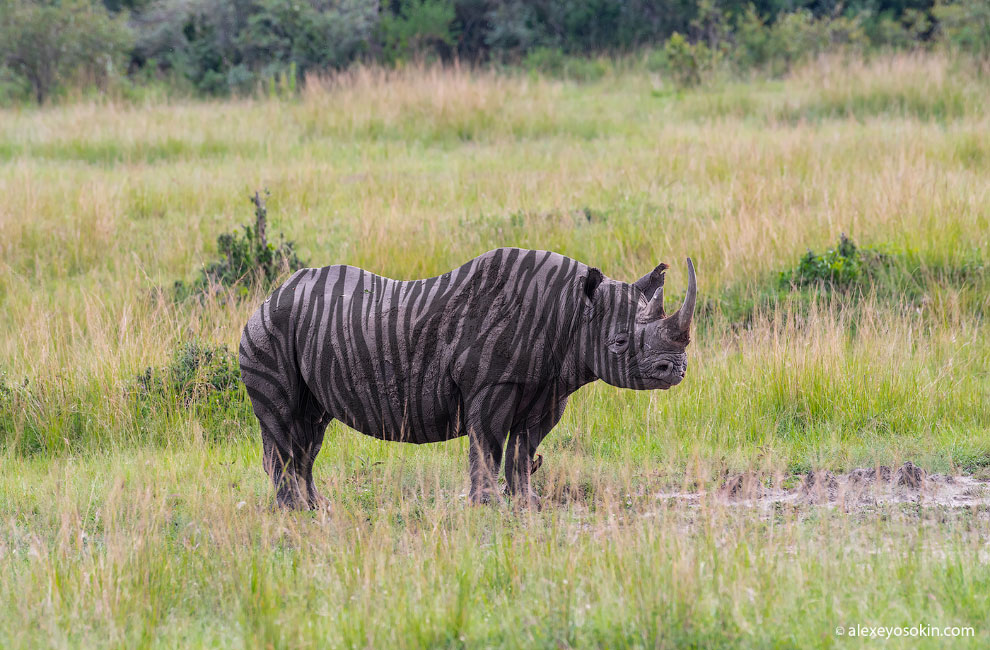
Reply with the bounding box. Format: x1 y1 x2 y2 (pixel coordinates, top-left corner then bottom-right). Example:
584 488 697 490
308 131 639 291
707 234 903 328
174 190 306 301
378 0 458 64
134 341 248 436
865 10 931 50
239 0 375 79
483 0 701 63
689 0 731 52
0 0 133 103
661 32 716 87
733 4 772 69
0 64 31 104
131 0 376 96
779 233 890 290
484 0 541 56
135 341 242 410
933 0 990 57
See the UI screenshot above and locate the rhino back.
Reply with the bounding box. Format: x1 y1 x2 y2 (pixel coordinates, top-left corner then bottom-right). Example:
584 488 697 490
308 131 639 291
444 248 585 394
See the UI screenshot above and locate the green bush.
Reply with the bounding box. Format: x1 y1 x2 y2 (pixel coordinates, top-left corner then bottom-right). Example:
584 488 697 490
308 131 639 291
733 4 772 69
779 233 890 290
770 11 837 71
707 234 897 327
378 0 458 64
661 32 716 87
175 191 306 301
240 0 374 79
707 232 988 329
933 0 990 57
0 0 133 103
135 341 242 410
489 0 695 56
131 0 375 96
865 10 932 50
729 7 873 76
0 66 31 105
134 341 248 436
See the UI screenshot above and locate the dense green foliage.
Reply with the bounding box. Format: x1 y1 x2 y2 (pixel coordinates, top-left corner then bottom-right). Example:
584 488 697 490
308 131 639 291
0 0 131 102
1 0 989 101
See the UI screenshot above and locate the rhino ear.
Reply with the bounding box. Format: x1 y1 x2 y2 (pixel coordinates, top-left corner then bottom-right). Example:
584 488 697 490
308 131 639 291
583 268 604 301
633 263 668 297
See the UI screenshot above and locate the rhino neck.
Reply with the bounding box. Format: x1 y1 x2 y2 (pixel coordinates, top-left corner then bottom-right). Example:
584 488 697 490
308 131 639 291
556 336 598 391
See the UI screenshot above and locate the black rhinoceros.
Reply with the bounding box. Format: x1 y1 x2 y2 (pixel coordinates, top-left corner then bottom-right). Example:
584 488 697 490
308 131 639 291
240 247 696 508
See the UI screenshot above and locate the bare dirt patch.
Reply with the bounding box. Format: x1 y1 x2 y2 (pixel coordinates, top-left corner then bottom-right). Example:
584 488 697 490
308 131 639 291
666 463 990 511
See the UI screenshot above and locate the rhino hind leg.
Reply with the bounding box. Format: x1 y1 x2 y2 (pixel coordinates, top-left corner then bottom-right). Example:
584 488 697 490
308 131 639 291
241 340 331 509
464 384 522 505
263 407 331 510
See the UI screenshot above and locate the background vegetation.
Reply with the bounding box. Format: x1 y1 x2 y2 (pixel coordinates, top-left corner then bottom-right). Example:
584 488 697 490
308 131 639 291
0 37 988 650
1 0 989 102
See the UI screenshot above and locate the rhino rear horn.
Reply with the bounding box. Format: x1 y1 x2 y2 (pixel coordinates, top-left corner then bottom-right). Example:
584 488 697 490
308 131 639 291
636 265 667 322
638 285 665 322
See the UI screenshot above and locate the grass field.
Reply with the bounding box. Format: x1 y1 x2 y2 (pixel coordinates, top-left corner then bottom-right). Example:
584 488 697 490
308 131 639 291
1 53 989 648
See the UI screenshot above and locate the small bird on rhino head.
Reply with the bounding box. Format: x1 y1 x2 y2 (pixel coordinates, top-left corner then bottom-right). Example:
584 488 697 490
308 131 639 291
239 247 697 509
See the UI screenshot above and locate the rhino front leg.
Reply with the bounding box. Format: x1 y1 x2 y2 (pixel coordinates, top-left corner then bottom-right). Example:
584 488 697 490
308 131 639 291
465 384 521 505
505 396 568 508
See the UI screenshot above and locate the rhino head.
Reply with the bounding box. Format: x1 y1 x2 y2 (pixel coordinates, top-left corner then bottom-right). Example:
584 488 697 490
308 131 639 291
578 258 697 390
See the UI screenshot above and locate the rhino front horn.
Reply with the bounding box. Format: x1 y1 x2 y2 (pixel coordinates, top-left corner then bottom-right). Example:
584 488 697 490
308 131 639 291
666 258 696 332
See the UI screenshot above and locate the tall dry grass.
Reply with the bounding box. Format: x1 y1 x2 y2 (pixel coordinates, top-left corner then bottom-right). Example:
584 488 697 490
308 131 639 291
0 52 988 647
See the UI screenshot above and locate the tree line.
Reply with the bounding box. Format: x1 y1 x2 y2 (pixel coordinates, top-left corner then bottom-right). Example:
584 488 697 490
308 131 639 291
0 0 987 103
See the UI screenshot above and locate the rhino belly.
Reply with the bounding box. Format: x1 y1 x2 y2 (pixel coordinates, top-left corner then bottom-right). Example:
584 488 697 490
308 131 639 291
313 357 462 445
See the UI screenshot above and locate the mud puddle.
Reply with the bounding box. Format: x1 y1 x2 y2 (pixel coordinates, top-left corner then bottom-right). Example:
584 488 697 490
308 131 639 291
659 463 990 510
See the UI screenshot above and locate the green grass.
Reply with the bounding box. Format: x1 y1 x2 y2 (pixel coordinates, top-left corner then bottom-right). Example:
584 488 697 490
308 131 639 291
1 53 989 647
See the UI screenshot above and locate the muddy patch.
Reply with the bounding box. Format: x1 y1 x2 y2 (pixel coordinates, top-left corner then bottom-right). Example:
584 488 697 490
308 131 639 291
665 463 990 510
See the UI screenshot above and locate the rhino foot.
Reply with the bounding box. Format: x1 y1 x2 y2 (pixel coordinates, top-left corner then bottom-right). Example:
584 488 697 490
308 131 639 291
513 491 543 511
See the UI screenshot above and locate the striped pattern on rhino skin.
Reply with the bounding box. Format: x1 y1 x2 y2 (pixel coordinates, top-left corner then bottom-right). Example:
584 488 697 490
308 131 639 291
239 247 697 508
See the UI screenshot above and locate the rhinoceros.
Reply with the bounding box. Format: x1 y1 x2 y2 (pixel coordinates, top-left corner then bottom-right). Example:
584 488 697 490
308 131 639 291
239 247 696 508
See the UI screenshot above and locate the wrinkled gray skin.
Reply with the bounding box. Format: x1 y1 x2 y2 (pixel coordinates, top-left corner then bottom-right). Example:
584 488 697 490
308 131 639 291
240 248 696 508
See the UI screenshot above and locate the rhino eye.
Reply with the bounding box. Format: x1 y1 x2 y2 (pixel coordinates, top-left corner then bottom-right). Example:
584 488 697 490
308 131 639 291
608 333 630 353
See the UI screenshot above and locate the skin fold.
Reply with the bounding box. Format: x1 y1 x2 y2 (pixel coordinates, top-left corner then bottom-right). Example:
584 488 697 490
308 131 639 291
239 247 696 508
